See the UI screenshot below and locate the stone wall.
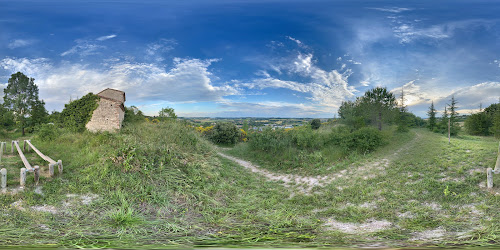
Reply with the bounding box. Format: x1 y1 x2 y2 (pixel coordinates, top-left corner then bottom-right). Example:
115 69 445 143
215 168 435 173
85 98 124 132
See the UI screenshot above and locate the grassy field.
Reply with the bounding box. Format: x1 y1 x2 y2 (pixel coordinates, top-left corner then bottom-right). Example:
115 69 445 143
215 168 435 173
0 123 499 248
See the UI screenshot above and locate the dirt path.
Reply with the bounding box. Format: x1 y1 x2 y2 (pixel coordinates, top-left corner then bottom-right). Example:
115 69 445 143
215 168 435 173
218 130 422 194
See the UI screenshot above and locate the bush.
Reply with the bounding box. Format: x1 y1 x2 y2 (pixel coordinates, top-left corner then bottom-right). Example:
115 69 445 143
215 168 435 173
330 126 384 153
35 124 60 141
290 126 323 150
310 119 321 130
248 128 292 153
208 122 241 145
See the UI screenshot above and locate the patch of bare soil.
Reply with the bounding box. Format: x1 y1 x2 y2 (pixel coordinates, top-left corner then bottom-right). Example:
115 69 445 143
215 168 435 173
324 218 392 233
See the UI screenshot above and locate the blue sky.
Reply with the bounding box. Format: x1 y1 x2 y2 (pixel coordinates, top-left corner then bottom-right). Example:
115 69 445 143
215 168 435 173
0 0 499 117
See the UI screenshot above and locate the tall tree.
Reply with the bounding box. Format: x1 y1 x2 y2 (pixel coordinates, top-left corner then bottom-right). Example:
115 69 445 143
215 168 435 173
3 72 43 135
397 88 409 132
440 106 449 134
427 101 437 131
448 96 459 136
360 87 396 131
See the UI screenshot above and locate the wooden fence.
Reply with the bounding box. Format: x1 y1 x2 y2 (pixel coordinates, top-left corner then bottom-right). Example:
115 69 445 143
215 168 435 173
0 140 62 188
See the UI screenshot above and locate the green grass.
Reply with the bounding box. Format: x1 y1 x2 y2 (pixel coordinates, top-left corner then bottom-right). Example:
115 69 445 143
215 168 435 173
0 123 499 248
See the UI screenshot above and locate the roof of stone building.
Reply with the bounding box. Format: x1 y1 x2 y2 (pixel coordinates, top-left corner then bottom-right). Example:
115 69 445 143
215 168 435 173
97 88 126 103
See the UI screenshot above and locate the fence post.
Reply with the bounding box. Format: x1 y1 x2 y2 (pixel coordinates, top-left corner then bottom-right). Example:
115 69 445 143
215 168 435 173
1 168 6 188
20 168 26 187
487 168 493 188
0 142 4 163
11 141 14 154
23 140 26 152
49 163 55 177
34 166 40 185
58 160 63 175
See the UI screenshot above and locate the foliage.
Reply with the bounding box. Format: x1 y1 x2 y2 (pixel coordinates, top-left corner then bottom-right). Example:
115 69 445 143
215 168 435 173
35 123 60 141
396 88 409 132
338 100 366 130
330 126 385 153
207 122 241 144
0 104 14 128
465 103 500 137
360 87 397 131
338 87 397 131
27 100 49 132
310 119 321 130
448 96 459 136
60 93 100 132
158 106 177 121
123 106 145 124
3 72 46 135
427 101 437 131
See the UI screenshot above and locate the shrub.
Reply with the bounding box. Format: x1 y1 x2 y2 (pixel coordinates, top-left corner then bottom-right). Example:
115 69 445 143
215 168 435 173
330 126 384 153
248 128 292 153
310 119 321 130
35 123 60 141
123 106 145 124
208 122 241 145
290 126 323 150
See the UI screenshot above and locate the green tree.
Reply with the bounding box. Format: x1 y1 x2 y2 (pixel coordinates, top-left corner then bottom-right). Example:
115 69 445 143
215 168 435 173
158 107 177 121
338 99 365 130
3 72 43 135
491 112 500 138
310 118 321 130
427 101 437 131
29 100 48 130
439 106 449 134
448 96 459 136
396 88 410 132
124 106 145 124
360 87 396 131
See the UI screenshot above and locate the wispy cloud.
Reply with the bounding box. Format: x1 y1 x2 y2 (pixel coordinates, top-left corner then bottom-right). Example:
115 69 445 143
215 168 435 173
367 7 413 13
61 39 105 57
244 51 356 108
96 34 117 41
8 39 36 49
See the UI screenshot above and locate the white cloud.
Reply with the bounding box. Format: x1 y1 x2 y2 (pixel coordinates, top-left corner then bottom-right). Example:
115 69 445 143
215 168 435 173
146 39 176 56
8 39 35 49
368 7 413 13
61 40 105 56
244 52 356 108
0 57 238 111
442 82 500 110
96 34 117 41
390 80 430 106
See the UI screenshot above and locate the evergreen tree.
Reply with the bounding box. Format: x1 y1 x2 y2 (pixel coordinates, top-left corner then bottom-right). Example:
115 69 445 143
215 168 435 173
360 87 397 131
439 106 449 134
397 88 409 132
427 101 437 131
448 96 459 136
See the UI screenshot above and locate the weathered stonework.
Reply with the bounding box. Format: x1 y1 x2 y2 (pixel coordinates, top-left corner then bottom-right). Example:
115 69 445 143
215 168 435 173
85 88 126 133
